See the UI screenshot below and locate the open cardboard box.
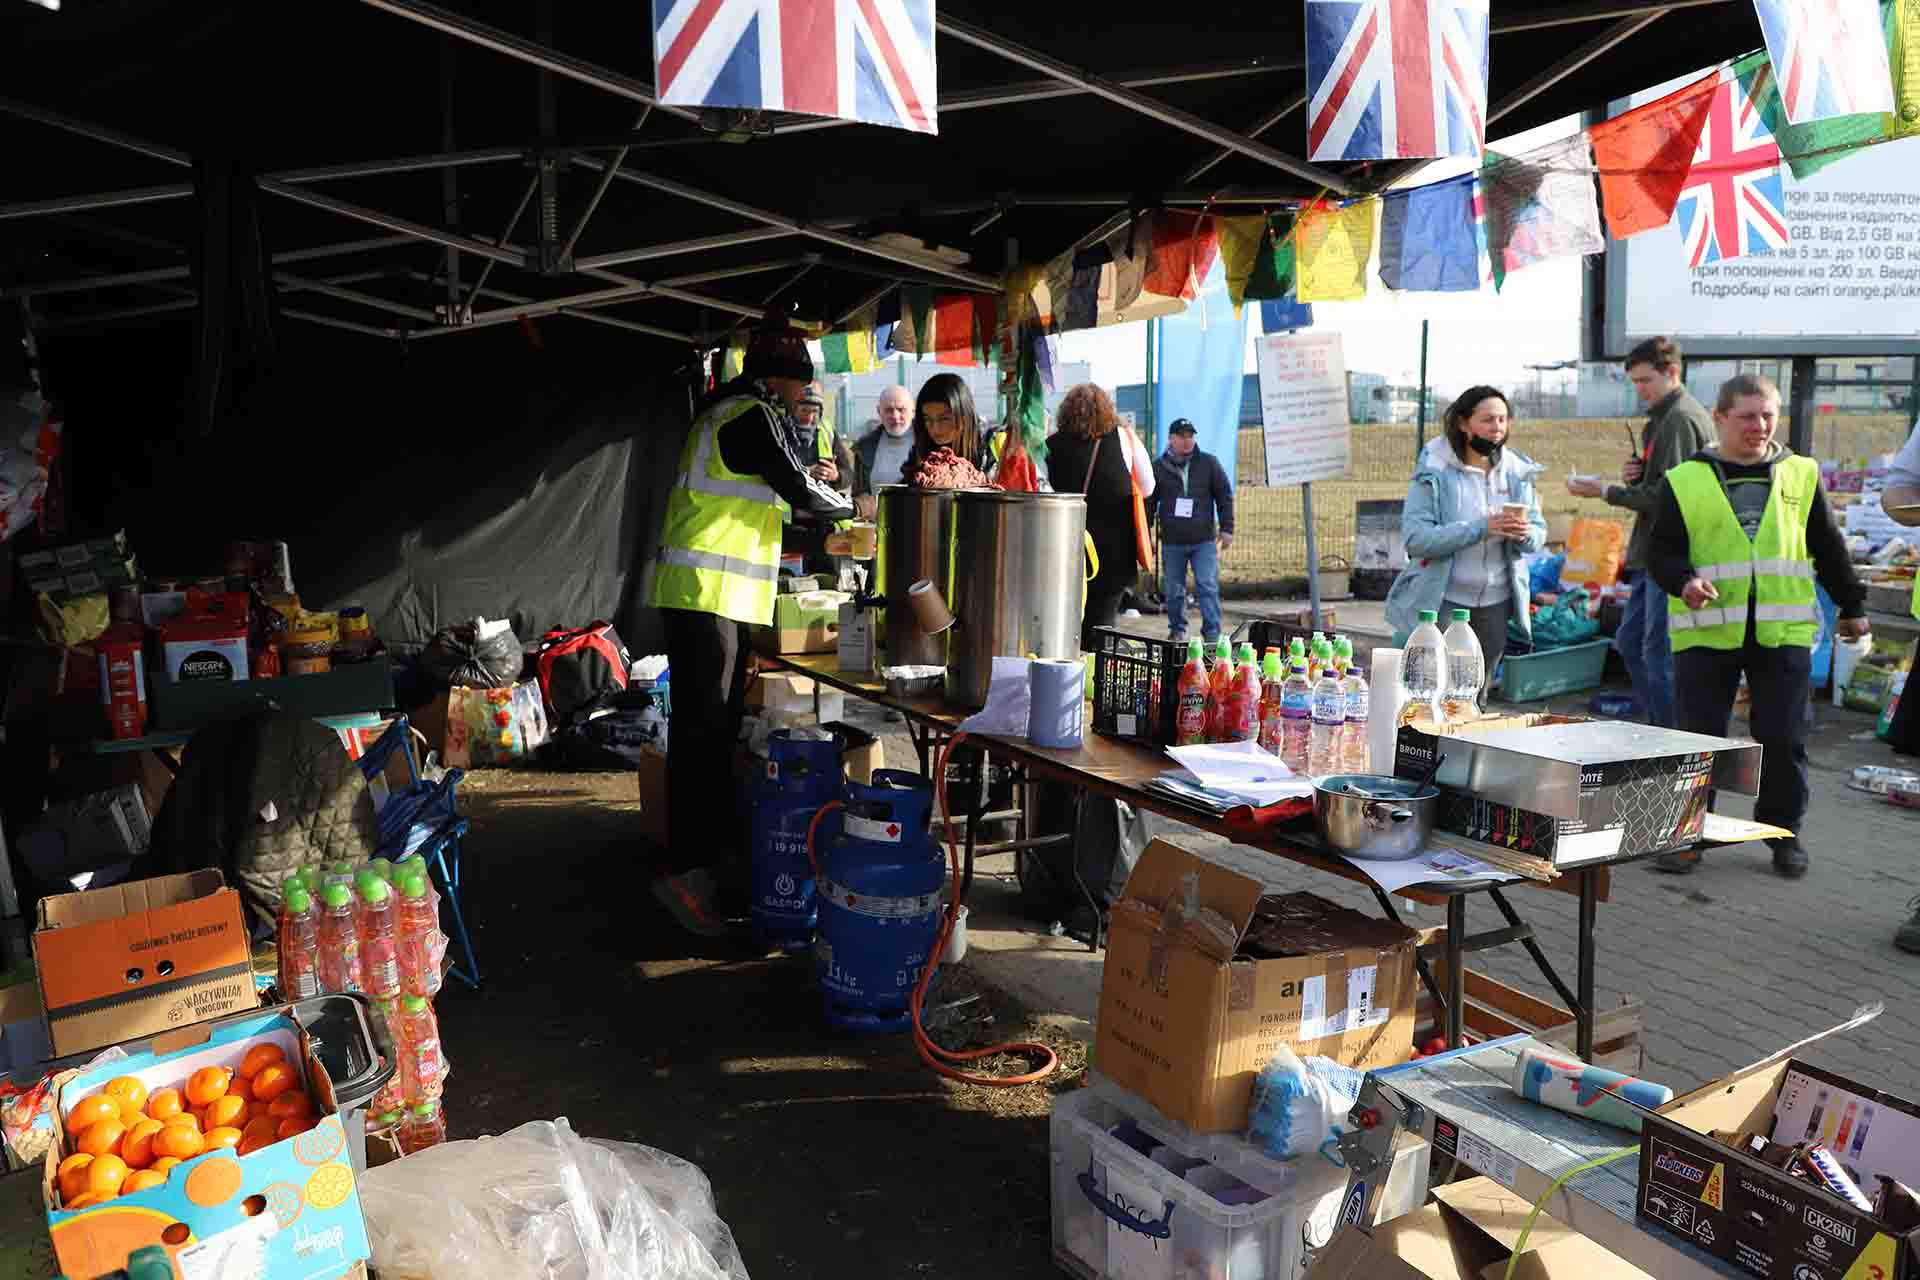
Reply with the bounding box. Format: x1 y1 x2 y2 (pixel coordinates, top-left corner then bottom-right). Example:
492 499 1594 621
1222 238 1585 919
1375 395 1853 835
45 1005 380 1279
33 869 257 1058
1095 838 1417 1133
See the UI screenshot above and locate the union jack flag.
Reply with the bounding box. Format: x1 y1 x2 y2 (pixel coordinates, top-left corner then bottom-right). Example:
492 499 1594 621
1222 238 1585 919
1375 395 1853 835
653 0 938 134
1751 0 1896 125
1305 0 1489 162
1674 75 1791 267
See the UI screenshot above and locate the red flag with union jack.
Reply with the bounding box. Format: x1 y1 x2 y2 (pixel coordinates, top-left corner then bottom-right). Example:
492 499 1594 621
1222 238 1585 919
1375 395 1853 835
1673 73 1791 267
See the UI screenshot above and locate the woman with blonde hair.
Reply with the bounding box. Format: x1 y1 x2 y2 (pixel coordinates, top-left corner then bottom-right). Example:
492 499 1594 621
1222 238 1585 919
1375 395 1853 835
1046 384 1155 647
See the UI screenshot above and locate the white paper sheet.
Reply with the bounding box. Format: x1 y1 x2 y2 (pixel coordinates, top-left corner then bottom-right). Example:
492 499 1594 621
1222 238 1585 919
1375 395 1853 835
1163 739 1314 805
959 657 1032 737
1337 846 1523 895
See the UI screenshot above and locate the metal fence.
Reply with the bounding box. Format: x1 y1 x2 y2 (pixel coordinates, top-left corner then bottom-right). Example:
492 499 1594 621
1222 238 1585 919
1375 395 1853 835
1215 414 1914 586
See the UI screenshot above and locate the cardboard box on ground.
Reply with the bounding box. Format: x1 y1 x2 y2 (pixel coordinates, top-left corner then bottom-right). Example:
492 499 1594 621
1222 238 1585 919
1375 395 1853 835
19 747 176 890
1094 838 1418 1134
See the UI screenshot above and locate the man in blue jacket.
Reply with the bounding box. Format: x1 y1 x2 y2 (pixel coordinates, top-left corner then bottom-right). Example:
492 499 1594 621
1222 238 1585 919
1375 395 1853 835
1144 419 1235 644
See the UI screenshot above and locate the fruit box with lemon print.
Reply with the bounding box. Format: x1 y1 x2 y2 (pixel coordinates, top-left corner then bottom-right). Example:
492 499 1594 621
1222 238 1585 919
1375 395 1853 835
43 1007 375 1280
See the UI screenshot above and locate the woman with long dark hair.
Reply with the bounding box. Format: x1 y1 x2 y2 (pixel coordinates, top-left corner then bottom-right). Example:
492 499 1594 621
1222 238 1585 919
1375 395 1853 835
1046 383 1154 648
1384 385 1547 679
903 372 995 478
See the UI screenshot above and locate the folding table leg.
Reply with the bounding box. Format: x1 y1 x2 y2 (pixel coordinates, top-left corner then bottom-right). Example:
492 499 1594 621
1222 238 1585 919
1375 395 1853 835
431 841 482 988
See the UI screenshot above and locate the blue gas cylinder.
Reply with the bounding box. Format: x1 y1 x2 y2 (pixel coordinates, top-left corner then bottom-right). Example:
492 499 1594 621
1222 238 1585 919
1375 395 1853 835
814 769 947 1033
750 729 845 952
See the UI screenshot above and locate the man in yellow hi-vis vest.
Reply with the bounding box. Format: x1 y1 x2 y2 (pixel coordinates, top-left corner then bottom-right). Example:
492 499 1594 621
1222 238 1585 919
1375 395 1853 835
1646 375 1867 880
1881 414 1920 949
645 325 852 934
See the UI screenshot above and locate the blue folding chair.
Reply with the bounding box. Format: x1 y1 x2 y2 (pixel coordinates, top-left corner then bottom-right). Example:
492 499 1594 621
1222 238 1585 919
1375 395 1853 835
354 715 481 987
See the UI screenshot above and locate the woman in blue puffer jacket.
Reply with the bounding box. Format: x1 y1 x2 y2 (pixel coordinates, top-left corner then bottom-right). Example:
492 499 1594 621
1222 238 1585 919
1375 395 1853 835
1385 386 1547 678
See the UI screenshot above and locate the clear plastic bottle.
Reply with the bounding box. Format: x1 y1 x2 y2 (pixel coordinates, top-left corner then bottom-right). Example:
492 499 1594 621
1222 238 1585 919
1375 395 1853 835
358 876 402 999
395 873 441 998
1175 639 1210 746
1279 656 1313 772
279 885 320 1001
395 994 445 1105
1308 654 1346 776
317 883 364 995
1205 637 1235 742
1229 643 1263 742
1337 637 1371 773
1258 650 1286 754
1400 609 1448 728
401 1099 447 1154
1442 607 1485 719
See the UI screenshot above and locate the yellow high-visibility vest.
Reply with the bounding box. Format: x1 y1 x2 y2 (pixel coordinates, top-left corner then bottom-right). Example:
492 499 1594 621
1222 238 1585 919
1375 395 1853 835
644 396 782 626
1665 455 1821 650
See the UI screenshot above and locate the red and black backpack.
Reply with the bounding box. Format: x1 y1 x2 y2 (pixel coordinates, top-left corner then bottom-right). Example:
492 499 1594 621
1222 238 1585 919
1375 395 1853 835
535 621 631 724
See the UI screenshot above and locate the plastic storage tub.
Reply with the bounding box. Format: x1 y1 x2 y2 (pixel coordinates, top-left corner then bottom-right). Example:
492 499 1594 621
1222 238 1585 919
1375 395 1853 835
1050 1085 1350 1280
1498 638 1611 702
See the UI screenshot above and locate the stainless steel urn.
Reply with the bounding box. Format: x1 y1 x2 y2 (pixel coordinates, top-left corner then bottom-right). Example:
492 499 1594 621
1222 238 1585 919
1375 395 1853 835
945 490 1089 708
875 485 959 668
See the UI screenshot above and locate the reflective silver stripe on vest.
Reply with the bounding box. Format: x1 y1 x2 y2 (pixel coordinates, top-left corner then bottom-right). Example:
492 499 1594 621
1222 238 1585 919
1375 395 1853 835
1670 602 1819 631
657 546 778 582
679 406 779 503
1693 558 1815 582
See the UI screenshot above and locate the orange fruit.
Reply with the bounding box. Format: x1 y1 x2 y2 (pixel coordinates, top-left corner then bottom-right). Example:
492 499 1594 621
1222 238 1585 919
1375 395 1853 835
185 1067 231 1107
152 1124 205 1161
57 1153 95 1203
228 1073 256 1103
244 1113 278 1141
239 1043 285 1079
63 1191 107 1210
151 1156 182 1177
66 1094 120 1136
267 1091 314 1123
116 1096 146 1125
164 1112 202 1133
77 1119 127 1159
123 1169 167 1194
249 1063 298 1104
204 1126 245 1151
103 1075 149 1115
205 1094 250 1131
121 1118 165 1169
86 1153 130 1196
276 1115 318 1140
146 1088 185 1122
237 1130 276 1157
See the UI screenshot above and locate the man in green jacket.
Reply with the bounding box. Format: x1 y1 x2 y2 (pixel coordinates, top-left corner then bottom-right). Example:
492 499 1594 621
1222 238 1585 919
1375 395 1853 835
1567 337 1713 727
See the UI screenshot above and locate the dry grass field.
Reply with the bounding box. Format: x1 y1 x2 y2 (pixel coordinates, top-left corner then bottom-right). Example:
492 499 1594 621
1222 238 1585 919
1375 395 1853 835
1217 413 1913 585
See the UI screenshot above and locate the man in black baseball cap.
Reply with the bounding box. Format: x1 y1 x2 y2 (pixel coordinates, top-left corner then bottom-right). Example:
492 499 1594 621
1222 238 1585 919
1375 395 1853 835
1143 418 1235 644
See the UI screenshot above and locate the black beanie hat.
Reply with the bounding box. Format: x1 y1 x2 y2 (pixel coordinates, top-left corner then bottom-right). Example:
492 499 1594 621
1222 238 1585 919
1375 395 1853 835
743 324 813 382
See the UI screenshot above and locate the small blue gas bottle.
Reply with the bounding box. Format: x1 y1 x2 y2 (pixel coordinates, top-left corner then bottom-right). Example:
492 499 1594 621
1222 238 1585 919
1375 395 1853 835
749 729 844 953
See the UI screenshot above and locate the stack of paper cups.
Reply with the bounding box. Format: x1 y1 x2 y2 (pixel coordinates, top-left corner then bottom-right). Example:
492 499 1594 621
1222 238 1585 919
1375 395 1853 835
1368 647 1406 775
1028 658 1087 748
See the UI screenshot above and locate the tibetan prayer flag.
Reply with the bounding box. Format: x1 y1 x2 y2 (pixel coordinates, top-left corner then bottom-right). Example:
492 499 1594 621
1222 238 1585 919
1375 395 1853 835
1217 215 1267 313
1142 211 1221 301
1305 0 1490 161
933 293 974 366
1064 245 1107 332
970 293 998 365
1295 199 1377 301
1105 220 1149 314
1478 134 1603 289
1885 0 1918 138
1259 297 1315 331
1674 72 1789 265
1752 0 1894 123
821 327 877 374
1378 175 1481 291
1587 71 1720 237
1736 51 1889 179
1244 215 1299 301
1219 214 1298 311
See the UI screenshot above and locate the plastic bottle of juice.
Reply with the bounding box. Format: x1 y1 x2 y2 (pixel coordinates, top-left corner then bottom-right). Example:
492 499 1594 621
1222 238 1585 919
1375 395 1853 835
1309 633 1327 680
358 877 402 999
395 995 445 1104
1174 639 1210 746
1336 637 1371 773
1279 656 1313 772
395 873 441 998
1400 610 1447 727
279 885 320 1001
367 856 395 884
1205 637 1235 741
1308 649 1346 776
1258 650 1286 753
1230 643 1263 741
401 1099 447 1154
317 883 364 995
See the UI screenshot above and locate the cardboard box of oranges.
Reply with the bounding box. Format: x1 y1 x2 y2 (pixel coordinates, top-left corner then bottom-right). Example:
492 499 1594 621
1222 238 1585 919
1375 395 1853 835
43 1007 372 1279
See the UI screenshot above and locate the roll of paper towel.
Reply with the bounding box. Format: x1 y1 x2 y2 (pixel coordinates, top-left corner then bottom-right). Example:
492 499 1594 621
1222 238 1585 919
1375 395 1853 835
1028 658 1086 748
1368 647 1406 775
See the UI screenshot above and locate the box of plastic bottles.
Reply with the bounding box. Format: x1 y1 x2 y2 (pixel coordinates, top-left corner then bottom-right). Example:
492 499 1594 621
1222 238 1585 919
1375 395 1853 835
1051 1082 1362 1280
43 1002 388 1280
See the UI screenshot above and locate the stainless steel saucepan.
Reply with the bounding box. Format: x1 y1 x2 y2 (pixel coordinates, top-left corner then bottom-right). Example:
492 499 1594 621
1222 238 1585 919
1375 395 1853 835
1311 773 1440 861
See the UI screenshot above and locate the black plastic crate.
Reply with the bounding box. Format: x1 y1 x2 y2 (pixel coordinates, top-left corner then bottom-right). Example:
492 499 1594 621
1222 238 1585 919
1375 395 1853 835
1089 628 1185 746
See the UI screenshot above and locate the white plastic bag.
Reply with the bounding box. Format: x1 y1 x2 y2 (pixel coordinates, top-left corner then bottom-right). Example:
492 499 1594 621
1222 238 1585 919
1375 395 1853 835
361 1117 749 1280
1245 1046 1364 1162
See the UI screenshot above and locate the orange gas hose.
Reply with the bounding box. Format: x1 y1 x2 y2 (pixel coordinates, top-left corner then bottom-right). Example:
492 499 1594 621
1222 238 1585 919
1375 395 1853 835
804 736 1058 1087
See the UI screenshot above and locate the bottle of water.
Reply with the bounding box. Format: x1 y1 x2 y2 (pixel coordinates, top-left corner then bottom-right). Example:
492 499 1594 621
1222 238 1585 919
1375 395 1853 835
1400 610 1447 728
1279 657 1313 772
1308 655 1345 776
1442 608 1485 718
1336 637 1371 773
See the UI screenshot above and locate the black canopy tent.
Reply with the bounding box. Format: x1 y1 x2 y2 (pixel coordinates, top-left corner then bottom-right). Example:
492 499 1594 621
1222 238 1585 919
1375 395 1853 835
0 0 1765 647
